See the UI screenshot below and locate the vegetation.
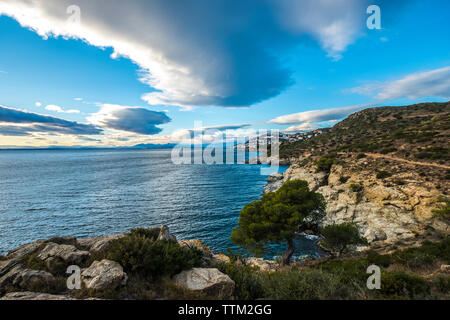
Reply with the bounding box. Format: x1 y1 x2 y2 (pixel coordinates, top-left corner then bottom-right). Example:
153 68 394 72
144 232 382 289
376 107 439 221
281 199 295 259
433 197 450 219
316 157 335 172
105 232 203 280
231 180 326 266
376 170 392 179
320 223 368 256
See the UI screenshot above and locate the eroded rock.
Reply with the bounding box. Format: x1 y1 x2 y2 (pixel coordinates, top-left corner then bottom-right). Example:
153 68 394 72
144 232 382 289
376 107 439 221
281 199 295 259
172 268 235 299
81 259 127 291
0 292 75 300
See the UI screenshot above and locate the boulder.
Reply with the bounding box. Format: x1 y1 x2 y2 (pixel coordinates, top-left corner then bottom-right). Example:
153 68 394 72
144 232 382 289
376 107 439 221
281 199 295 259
158 225 177 242
179 239 214 265
81 259 127 291
266 172 284 183
0 261 54 290
37 243 89 268
245 257 278 272
212 254 231 264
172 268 235 299
78 234 124 253
0 292 75 300
440 265 450 273
6 241 44 261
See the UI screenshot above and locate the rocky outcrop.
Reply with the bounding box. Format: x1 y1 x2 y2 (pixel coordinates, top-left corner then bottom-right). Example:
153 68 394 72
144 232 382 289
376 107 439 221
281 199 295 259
0 292 75 300
265 161 449 249
78 234 124 253
82 260 127 291
0 260 54 291
38 243 90 269
172 268 235 299
158 225 177 242
245 257 278 272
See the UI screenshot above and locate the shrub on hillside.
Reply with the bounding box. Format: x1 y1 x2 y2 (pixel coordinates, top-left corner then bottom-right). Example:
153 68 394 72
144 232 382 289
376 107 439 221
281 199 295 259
376 170 392 179
380 271 430 299
106 234 203 280
260 268 356 300
320 223 368 256
316 157 336 172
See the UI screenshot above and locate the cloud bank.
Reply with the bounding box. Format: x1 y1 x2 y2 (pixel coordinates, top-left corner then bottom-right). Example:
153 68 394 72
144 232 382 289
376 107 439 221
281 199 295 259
0 0 375 108
88 104 171 135
0 105 102 136
349 66 450 101
269 104 371 125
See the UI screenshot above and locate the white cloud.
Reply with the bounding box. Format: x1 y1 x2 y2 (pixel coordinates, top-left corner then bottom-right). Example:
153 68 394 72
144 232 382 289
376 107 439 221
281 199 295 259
268 104 372 125
45 104 80 114
35 102 42 107
349 66 450 101
283 123 319 132
74 98 83 101
0 0 372 108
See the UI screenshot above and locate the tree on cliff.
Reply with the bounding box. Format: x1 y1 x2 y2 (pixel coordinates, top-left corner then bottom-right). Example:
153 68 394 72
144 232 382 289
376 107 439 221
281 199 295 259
230 180 326 266
320 223 368 256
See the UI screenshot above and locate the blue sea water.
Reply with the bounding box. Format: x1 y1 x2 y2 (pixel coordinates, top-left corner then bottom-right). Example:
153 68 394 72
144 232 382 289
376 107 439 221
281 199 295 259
0 149 325 259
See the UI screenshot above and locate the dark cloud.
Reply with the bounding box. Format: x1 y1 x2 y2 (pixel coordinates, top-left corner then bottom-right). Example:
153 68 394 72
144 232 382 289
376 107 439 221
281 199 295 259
0 105 103 136
88 105 171 135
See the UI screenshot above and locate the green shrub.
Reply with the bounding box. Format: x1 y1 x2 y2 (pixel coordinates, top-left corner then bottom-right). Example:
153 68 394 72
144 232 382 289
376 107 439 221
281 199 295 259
391 238 450 268
376 170 392 179
367 251 392 268
106 235 203 280
320 223 368 256
339 176 350 184
349 184 363 192
216 262 264 300
260 268 356 300
381 271 430 299
319 258 370 284
316 157 335 172
433 198 450 219
432 275 450 294
129 227 161 240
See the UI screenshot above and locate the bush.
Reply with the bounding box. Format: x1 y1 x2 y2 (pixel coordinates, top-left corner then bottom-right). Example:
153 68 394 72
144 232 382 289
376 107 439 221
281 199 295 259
367 251 392 268
316 157 335 172
433 198 450 219
260 268 356 300
129 227 161 240
339 176 350 184
432 275 450 294
320 223 368 256
106 235 203 280
381 271 430 299
391 238 450 268
376 170 392 179
216 262 264 300
349 184 363 192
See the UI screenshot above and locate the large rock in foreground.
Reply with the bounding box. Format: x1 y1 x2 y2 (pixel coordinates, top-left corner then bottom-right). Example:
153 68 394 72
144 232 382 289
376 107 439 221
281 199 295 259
82 259 127 291
172 268 235 299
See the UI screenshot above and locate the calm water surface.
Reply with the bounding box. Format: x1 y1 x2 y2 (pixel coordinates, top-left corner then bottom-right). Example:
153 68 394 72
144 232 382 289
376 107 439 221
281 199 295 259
0 149 324 259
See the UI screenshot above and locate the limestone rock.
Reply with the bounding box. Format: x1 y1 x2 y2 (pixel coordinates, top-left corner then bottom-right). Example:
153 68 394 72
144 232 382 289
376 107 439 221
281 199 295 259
158 225 177 242
212 254 231 264
440 265 450 273
6 241 44 261
78 234 124 253
245 257 278 272
179 239 214 265
82 259 127 291
0 292 75 300
37 243 90 267
172 268 235 299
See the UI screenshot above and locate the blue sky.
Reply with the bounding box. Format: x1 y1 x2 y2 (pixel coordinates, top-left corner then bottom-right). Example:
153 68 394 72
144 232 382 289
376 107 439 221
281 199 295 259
0 0 449 147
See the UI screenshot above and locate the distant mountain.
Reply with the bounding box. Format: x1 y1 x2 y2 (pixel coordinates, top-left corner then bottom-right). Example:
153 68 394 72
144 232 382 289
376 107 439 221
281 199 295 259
132 143 177 149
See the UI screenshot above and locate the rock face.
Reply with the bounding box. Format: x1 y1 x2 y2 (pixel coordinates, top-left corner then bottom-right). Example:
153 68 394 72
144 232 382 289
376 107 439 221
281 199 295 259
0 292 75 300
158 225 177 242
82 260 127 291
265 162 449 249
78 234 124 253
245 258 278 272
172 268 235 299
0 259 55 291
37 243 90 269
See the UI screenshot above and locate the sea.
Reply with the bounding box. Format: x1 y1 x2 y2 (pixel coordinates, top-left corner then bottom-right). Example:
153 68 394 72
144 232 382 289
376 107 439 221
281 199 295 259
0 149 325 259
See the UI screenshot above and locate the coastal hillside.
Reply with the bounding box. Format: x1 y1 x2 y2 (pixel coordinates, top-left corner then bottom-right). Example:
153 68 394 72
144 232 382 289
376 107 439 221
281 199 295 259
268 102 450 251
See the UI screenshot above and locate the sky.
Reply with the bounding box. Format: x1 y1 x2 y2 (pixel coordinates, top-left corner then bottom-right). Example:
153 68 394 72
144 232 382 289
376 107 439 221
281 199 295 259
0 0 449 148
